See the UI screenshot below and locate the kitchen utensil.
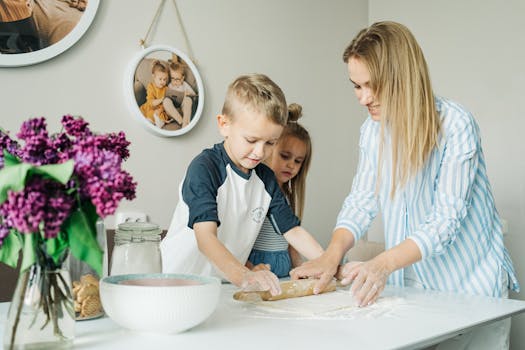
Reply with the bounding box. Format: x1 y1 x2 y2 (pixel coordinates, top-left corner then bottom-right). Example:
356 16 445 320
233 278 337 301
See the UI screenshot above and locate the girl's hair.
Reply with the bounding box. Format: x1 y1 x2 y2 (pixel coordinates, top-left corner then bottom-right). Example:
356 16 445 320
222 74 288 126
151 60 168 74
279 103 312 220
343 21 440 197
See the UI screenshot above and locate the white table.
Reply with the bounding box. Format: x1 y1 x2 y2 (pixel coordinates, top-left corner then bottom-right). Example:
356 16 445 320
1 284 525 350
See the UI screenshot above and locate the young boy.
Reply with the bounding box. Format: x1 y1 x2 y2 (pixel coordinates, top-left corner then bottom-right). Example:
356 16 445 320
163 61 197 128
160 74 324 295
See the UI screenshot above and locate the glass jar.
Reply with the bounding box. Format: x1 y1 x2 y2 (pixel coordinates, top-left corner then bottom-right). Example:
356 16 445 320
4 249 74 350
110 222 162 276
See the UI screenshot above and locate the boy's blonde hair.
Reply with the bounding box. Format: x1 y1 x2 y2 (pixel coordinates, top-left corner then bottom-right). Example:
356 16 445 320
222 74 288 126
343 21 440 197
280 103 312 220
169 61 185 77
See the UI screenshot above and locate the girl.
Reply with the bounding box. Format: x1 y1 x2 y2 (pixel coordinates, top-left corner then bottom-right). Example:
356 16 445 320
291 21 518 349
139 60 170 128
247 103 312 277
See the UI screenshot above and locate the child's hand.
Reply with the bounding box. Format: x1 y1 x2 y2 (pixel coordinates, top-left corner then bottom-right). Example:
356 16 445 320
241 270 281 296
252 263 271 272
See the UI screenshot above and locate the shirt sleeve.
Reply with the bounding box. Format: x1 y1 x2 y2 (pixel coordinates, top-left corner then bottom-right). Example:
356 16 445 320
181 153 222 228
335 119 380 241
408 108 478 258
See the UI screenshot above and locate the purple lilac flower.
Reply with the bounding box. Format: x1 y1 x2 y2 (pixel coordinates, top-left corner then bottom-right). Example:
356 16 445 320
0 224 9 246
73 146 136 217
0 130 20 168
16 118 59 165
0 115 137 248
61 115 91 138
0 177 74 239
95 132 130 160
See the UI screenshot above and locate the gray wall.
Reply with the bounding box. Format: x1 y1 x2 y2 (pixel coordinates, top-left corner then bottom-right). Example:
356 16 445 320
369 0 525 348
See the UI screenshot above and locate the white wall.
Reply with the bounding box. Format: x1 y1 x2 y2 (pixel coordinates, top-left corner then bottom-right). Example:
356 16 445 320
369 0 525 348
0 0 366 246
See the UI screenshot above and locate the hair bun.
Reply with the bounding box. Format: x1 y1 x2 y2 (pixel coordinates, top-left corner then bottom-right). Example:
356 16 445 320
288 103 303 122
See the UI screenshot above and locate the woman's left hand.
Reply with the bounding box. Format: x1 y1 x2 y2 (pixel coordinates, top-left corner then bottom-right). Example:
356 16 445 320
339 256 392 307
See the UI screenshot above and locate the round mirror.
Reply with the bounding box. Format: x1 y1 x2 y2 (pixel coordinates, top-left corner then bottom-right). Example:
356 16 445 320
0 0 99 67
124 45 204 137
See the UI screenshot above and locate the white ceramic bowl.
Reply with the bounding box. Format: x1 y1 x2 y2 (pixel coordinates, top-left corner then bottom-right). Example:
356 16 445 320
100 273 221 334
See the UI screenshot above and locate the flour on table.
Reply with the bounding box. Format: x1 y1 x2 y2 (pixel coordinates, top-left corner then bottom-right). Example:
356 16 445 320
234 289 407 320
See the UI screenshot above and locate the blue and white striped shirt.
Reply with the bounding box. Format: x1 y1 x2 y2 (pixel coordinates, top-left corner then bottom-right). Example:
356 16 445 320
336 96 519 297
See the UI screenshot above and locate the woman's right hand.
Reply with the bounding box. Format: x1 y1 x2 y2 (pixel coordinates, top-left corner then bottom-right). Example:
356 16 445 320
240 270 281 296
289 253 339 294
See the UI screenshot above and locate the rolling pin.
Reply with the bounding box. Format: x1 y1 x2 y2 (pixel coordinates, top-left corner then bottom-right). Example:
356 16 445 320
233 278 337 301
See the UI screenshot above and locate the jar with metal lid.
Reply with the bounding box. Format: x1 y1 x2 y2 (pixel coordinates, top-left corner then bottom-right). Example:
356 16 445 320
110 222 162 276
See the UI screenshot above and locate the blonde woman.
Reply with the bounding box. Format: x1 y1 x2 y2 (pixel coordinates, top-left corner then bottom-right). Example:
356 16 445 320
291 21 518 349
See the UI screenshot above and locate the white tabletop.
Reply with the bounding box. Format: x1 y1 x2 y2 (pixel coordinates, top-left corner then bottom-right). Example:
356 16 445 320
2 284 525 350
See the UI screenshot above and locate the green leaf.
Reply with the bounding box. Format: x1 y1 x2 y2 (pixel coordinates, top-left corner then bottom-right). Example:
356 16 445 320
20 233 37 272
64 209 102 276
45 232 68 266
0 157 74 204
0 231 21 268
34 160 74 185
0 162 33 204
2 150 20 167
81 201 99 234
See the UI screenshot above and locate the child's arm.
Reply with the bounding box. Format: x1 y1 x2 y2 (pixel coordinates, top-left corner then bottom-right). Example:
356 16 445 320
288 245 303 268
283 226 324 261
184 83 197 97
194 221 281 295
151 98 164 107
145 84 164 107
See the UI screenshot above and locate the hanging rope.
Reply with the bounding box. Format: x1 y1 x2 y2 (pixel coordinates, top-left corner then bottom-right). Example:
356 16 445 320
139 0 165 49
139 0 196 63
171 0 195 62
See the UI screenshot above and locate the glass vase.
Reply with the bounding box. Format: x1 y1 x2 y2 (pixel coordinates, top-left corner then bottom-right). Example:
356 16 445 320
3 253 75 350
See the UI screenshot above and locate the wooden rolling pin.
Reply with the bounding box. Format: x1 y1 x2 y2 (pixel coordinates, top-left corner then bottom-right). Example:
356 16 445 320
233 279 337 301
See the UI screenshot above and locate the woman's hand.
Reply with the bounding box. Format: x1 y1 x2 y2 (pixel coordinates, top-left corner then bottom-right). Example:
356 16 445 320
289 253 339 294
340 256 391 307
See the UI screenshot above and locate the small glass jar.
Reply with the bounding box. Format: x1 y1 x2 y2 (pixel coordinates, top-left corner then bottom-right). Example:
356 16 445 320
110 222 162 276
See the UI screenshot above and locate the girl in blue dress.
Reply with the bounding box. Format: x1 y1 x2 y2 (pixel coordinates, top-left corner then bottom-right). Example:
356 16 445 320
247 103 312 277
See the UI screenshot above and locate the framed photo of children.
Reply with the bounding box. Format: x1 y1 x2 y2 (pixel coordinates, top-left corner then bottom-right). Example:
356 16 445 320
125 45 204 137
0 0 99 67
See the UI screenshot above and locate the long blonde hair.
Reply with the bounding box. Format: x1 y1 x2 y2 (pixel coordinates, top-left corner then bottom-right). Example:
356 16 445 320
278 103 312 220
343 21 440 197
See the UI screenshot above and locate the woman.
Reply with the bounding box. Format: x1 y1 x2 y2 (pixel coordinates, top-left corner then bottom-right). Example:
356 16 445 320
291 21 519 349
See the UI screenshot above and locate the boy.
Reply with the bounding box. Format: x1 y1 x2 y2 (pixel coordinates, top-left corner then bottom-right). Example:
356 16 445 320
160 74 323 295
163 61 197 128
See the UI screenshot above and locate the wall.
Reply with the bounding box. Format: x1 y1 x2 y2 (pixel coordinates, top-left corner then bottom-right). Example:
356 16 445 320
368 0 525 348
0 0 366 246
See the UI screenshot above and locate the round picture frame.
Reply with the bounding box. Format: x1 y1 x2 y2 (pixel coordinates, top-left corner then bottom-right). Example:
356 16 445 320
124 45 204 137
0 0 100 67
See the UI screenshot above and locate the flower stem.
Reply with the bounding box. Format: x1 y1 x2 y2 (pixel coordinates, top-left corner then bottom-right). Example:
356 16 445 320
9 270 29 350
